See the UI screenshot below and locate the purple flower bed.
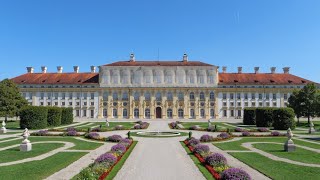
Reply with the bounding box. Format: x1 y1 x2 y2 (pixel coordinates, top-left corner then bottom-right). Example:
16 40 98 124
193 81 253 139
66 127 76 132
242 131 251 137
235 127 245 132
66 130 78 136
188 138 200 147
221 168 251 180
218 132 231 139
107 135 123 142
189 125 199 130
119 138 132 147
200 134 214 142
134 124 142 129
95 152 117 167
193 144 210 156
86 132 100 140
91 127 101 132
258 127 269 132
111 144 127 155
271 131 281 136
205 153 227 167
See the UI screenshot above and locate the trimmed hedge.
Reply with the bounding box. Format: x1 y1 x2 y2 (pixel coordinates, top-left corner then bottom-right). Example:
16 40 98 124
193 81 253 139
47 107 62 126
256 108 277 127
273 108 296 130
20 106 48 129
243 108 256 125
61 107 74 125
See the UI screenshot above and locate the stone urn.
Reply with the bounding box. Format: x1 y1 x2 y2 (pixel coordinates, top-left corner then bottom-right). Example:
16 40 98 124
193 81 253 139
284 128 295 152
20 128 32 151
0 121 7 134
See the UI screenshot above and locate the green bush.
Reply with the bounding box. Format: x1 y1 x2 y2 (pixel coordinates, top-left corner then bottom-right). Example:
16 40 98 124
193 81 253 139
20 106 48 129
255 108 277 127
273 108 296 130
61 107 74 125
47 107 62 126
243 108 256 125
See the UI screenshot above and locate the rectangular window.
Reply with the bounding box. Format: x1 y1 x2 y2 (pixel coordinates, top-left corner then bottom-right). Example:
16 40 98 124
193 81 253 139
69 102 72 106
223 110 227 117
47 102 51 106
273 93 276 99
54 93 58 100
252 102 256 107
76 93 80 99
61 102 65 106
245 102 248 107
40 102 44 106
83 102 87 106
223 93 227 100
259 102 263 107
69 92 73 99
230 102 234 107
40 93 44 100
91 102 94 106
266 93 269 99
90 110 94 118
237 102 241 107
54 102 58 106
230 110 234 117
83 93 87 99
284 94 288 100
76 102 80 106
273 102 277 107
76 110 80 117
259 94 262 99
251 93 256 99
244 93 248 99
230 93 234 100
237 93 241 99
83 110 87 117
62 93 66 100
47 93 51 100
90 93 94 99
223 102 227 107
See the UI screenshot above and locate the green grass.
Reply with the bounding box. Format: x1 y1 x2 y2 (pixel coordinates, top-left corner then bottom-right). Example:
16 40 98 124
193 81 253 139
130 131 188 138
57 122 137 131
0 136 103 150
105 141 137 180
296 121 320 129
4 120 20 129
253 143 320 164
180 141 215 180
0 143 64 163
229 152 320 180
0 152 86 180
181 122 231 130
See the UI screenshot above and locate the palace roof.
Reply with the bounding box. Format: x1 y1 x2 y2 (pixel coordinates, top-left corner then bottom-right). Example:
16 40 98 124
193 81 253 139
11 73 99 85
218 73 314 85
103 60 213 66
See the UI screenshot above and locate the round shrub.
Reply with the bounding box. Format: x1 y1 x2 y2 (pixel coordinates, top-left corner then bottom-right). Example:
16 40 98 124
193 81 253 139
111 144 127 155
47 107 62 126
188 138 200 147
107 135 123 142
20 106 48 129
243 108 256 125
193 144 210 156
218 132 231 139
221 168 251 180
205 153 227 167
66 130 78 136
91 127 101 132
66 127 76 132
61 107 73 125
200 134 214 142
95 152 117 167
235 127 244 132
189 125 199 130
134 124 142 129
140 122 148 129
273 108 296 130
242 131 251 137
86 132 100 140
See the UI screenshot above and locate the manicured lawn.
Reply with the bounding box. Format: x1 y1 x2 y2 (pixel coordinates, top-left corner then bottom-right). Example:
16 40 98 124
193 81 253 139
296 121 320 129
180 142 215 180
0 136 103 150
229 152 320 180
0 132 22 135
213 137 320 179
180 122 231 130
76 122 136 130
4 120 20 129
0 152 86 180
253 143 320 164
0 143 64 163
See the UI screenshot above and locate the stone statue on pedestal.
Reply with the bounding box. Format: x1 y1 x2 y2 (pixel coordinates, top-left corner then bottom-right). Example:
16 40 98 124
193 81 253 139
284 128 295 152
20 128 32 151
208 119 212 128
0 121 7 134
309 121 316 134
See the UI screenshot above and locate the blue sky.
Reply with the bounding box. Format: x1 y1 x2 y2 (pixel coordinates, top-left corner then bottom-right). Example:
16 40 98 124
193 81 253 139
0 0 319 82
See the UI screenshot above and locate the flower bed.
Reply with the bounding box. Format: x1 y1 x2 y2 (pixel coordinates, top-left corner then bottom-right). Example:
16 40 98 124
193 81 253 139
76 139 134 179
31 129 81 136
184 138 251 180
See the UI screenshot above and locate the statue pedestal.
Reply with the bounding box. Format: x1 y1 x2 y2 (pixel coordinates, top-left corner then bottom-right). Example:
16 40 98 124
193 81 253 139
20 142 32 152
309 127 316 134
284 139 295 152
0 127 7 134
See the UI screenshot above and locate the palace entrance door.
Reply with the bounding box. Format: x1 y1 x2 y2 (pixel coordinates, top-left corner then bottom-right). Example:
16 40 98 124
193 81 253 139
156 107 162 118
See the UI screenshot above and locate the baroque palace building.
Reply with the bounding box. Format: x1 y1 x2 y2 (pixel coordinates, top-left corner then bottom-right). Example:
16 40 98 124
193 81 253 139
11 54 315 120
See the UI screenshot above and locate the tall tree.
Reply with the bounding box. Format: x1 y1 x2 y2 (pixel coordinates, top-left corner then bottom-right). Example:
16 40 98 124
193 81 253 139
299 83 319 124
0 79 28 122
288 89 303 124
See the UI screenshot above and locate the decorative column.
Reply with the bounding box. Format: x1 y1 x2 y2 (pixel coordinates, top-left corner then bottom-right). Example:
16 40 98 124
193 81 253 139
107 91 112 119
172 90 178 119
98 90 103 119
150 91 155 119
139 91 144 119
205 95 210 119
214 95 219 119
195 93 199 120
129 89 134 119
184 90 189 119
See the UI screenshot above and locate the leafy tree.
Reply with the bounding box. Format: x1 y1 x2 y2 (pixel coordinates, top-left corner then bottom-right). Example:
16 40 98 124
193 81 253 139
288 89 303 124
0 79 28 122
296 83 319 124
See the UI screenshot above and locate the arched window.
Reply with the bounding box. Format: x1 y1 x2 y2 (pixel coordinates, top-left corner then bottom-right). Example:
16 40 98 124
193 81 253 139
113 109 118 118
190 109 195 118
189 92 195 100
122 92 128 101
122 70 129 84
210 92 215 100
165 71 173 84
103 108 107 117
134 92 140 101
113 92 118 101
178 109 184 118
200 109 205 118
156 92 162 101
145 109 150 118
134 108 139 118
123 109 128 118
167 92 173 101
210 109 215 118
200 92 205 100
144 92 151 101
167 109 173 118
178 92 184 101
